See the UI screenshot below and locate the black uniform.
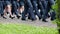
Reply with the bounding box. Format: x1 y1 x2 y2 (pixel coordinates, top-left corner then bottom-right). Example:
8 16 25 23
0 0 4 15
31 0 41 20
22 0 36 21
11 0 20 19
19 0 25 7
4 0 11 6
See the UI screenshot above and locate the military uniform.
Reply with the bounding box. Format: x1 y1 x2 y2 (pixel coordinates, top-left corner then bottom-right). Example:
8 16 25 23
0 0 4 15
31 0 41 20
22 0 36 21
37 0 48 22
19 0 24 7
4 0 11 7
11 0 20 19
48 0 56 20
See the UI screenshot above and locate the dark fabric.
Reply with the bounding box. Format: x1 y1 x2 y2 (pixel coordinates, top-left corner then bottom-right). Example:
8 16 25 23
0 1 4 14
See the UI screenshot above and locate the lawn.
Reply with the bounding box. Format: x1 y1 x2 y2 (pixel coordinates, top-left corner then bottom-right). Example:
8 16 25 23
0 23 58 34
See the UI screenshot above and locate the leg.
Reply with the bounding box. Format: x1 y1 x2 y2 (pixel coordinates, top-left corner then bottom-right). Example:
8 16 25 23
19 2 24 14
32 1 41 20
12 1 20 19
41 1 48 22
27 0 36 20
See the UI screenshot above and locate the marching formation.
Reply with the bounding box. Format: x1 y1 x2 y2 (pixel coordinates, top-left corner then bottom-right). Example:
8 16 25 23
0 0 56 22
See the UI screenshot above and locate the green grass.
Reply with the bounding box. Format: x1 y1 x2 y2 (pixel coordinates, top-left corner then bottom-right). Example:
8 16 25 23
0 23 58 34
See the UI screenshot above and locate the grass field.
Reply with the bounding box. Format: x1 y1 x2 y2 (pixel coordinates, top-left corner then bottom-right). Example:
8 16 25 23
0 23 58 34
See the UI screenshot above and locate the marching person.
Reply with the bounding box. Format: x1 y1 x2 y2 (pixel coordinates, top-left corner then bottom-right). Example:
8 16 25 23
31 0 41 20
11 0 20 19
21 0 36 21
37 0 48 22
19 0 25 15
48 0 56 21
3 0 14 19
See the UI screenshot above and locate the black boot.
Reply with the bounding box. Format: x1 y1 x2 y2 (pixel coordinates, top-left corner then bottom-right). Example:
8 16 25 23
17 15 20 19
28 17 31 20
42 19 48 22
47 14 50 18
31 18 37 21
9 15 15 19
1 14 3 17
21 18 26 21
39 17 41 20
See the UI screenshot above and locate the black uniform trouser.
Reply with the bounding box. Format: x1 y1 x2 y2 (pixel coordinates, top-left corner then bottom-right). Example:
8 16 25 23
37 0 48 20
12 1 19 16
48 0 56 20
22 0 36 20
0 1 4 14
32 1 41 18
